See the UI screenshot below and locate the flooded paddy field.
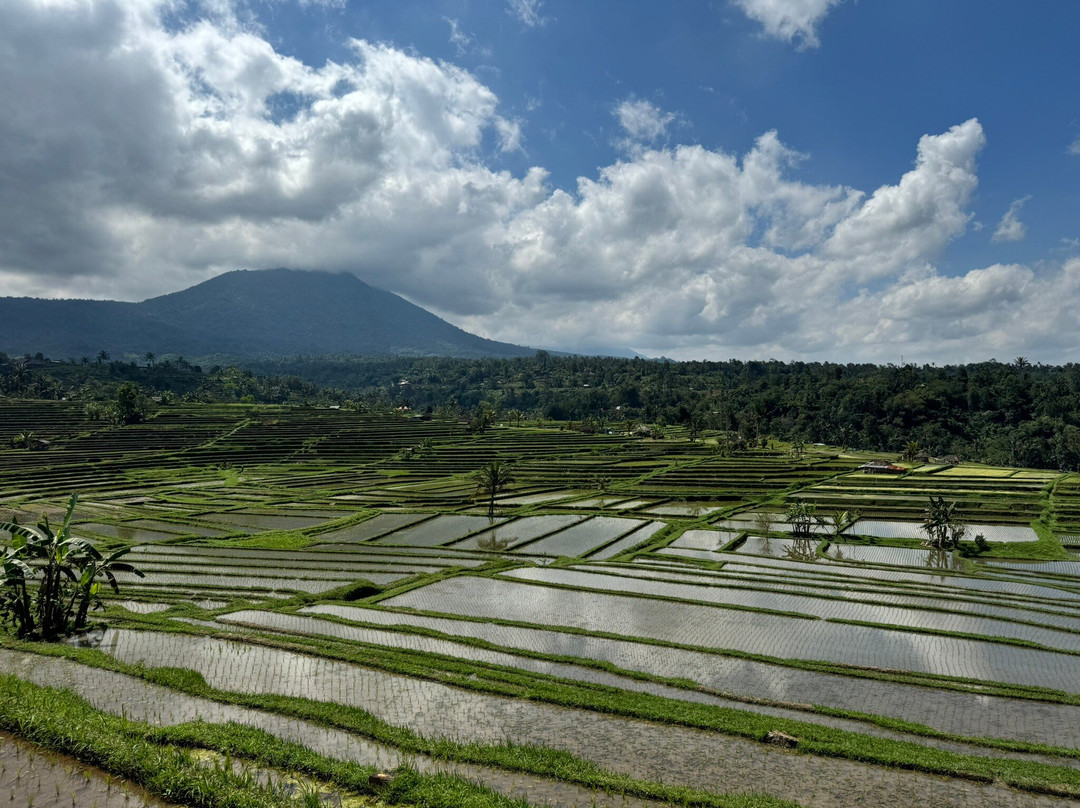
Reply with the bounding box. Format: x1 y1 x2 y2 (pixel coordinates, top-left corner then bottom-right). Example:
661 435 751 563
382 574 1080 690
4 404 1080 807
16 636 1075 808
0 731 173 808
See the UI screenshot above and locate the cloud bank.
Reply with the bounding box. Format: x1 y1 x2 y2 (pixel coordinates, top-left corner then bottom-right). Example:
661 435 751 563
0 0 1076 364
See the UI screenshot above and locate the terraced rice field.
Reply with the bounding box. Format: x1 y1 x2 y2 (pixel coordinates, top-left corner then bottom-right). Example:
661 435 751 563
3 401 1080 808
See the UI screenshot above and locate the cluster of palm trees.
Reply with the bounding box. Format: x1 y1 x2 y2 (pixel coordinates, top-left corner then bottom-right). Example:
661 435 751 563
0 358 65 399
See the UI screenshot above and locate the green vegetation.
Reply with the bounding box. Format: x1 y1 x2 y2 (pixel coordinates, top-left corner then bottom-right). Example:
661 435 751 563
919 495 967 549
474 460 514 517
13 638 1080 803
0 494 143 640
1 398 1079 808
9 349 1080 470
243 353 1080 470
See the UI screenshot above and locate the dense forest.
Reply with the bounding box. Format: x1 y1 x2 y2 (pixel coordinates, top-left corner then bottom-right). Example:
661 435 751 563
6 350 1080 471
0 352 339 408
248 354 1080 470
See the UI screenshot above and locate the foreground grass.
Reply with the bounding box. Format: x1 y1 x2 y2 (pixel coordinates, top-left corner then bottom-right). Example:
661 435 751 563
11 634 1080 802
0 673 293 808
0 666 798 808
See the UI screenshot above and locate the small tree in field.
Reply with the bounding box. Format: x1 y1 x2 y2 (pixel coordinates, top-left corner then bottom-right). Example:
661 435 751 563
0 494 143 641
785 501 819 538
113 382 149 425
474 461 513 518
920 495 967 549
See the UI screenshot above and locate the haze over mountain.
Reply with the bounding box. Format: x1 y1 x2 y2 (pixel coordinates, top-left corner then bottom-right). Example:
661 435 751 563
0 269 535 361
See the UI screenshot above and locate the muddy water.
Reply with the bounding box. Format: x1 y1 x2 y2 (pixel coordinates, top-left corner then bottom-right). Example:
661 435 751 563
307 604 1080 750
0 731 174 807
46 632 1080 808
0 650 658 808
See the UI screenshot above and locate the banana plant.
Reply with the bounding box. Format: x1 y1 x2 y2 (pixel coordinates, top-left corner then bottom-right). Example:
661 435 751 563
0 493 143 641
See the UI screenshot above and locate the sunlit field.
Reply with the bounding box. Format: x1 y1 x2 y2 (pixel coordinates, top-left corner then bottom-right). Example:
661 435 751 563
4 401 1080 808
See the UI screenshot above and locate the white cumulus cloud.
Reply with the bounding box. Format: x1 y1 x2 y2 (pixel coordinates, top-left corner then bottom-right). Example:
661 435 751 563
732 0 844 48
0 1 1076 364
614 98 677 154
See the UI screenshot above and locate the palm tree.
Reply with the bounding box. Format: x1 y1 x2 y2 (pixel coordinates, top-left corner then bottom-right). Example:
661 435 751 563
2 360 30 394
474 461 514 518
902 441 921 462
823 508 859 538
144 351 155 367
95 350 109 365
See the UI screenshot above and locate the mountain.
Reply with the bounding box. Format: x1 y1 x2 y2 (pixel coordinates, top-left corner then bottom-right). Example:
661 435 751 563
0 269 535 360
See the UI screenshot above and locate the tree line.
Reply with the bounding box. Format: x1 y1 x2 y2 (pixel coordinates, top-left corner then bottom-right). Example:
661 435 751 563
250 353 1080 470
7 350 1080 470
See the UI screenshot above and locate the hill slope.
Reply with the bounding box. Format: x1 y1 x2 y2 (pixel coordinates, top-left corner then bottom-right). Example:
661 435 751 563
0 269 533 360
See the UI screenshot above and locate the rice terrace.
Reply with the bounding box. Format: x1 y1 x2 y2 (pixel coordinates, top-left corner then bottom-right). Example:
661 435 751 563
4 399 1080 808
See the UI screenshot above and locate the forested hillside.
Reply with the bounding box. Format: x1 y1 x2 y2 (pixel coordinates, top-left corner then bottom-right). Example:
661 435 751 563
6 351 1080 470
250 354 1080 470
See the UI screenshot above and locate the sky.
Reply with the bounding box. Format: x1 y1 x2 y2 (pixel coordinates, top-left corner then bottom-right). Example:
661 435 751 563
1 0 1078 363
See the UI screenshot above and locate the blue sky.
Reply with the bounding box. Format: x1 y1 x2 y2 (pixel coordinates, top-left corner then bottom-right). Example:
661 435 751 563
1 0 1078 362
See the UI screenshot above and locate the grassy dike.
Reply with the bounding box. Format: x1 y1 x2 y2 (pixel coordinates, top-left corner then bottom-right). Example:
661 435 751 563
7 631 1080 802
0 673 295 808
0 661 799 808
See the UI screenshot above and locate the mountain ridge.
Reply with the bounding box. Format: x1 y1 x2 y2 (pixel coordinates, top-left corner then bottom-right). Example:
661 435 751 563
0 268 535 360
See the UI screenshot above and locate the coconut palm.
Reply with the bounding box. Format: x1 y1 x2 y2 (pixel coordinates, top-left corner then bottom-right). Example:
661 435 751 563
474 460 514 518
823 508 859 538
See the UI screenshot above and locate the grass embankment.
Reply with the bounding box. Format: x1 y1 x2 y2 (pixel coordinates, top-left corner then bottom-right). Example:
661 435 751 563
0 673 294 808
0 665 798 808
10 630 1080 802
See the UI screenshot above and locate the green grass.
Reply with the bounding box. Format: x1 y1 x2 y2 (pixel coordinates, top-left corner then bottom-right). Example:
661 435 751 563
201 529 320 550
10 630 1080 801
0 673 294 808
0 662 798 808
